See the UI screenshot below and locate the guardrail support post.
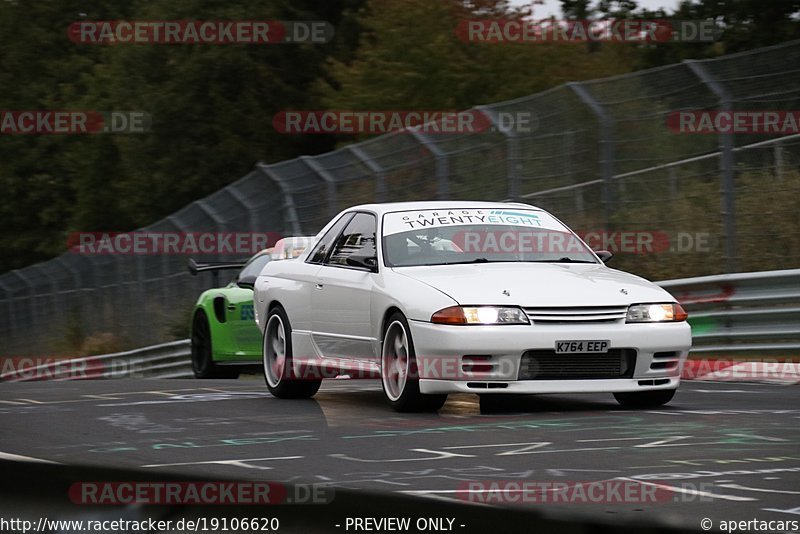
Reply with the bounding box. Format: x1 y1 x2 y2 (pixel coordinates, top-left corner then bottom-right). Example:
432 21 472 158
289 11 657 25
568 82 616 228
301 156 339 219
685 60 737 273
257 163 303 236
410 130 449 200
475 105 520 200
348 145 387 203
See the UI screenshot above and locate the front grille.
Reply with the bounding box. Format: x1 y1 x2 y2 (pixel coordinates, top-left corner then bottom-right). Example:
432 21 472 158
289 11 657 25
518 349 637 380
523 306 627 324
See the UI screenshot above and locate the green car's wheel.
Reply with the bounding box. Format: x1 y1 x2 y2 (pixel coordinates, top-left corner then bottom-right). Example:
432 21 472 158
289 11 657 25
263 305 321 398
191 310 239 379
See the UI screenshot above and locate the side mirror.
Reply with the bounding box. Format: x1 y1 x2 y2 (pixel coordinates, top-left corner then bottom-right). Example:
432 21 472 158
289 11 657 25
595 250 613 263
346 255 379 272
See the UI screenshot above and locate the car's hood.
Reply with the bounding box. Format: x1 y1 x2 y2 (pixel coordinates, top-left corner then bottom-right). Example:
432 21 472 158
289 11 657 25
392 263 672 307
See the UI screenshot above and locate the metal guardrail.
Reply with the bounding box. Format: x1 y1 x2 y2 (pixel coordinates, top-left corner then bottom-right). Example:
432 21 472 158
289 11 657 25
659 268 800 353
2 269 797 382
0 339 192 382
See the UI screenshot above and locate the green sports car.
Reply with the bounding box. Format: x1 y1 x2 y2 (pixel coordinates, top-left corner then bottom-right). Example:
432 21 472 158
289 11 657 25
188 237 313 379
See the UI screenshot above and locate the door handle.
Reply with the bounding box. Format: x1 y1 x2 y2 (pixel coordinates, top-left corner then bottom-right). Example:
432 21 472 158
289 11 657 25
227 304 236 311
315 283 324 290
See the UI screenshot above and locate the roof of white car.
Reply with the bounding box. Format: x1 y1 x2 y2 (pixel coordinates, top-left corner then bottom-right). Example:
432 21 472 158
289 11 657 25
346 201 543 215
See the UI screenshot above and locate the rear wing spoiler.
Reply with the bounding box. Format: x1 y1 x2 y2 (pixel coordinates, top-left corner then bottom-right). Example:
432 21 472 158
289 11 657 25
187 258 248 276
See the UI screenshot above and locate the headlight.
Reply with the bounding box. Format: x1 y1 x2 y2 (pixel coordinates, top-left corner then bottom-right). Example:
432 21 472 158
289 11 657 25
431 306 530 325
626 303 688 323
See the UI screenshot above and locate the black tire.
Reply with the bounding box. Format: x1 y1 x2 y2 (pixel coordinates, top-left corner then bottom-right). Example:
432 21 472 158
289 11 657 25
263 305 321 399
190 310 240 379
613 388 676 408
380 312 447 412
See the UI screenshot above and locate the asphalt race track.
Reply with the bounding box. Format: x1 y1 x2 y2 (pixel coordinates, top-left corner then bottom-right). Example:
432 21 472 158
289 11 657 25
1 377 799 532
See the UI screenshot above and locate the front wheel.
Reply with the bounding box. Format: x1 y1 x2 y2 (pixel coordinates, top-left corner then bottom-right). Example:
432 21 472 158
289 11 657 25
613 389 676 408
263 305 321 399
380 313 447 412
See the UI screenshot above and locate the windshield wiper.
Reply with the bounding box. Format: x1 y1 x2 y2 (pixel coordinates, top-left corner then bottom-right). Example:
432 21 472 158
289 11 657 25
551 257 597 263
525 258 597 263
439 258 491 265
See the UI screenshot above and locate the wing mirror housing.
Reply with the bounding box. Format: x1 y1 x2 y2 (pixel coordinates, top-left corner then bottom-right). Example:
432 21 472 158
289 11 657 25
595 250 613 263
346 255 379 272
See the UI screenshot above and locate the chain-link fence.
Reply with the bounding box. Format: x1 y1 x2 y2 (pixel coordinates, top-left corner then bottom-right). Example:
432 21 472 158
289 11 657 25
3 40 799 355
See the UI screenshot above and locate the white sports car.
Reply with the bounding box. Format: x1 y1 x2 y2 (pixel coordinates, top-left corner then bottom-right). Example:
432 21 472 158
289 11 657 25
254 201 691 412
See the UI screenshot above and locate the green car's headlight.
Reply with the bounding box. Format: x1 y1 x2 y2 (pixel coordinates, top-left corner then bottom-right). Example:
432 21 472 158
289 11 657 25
626 303 688 323
431 306 530 325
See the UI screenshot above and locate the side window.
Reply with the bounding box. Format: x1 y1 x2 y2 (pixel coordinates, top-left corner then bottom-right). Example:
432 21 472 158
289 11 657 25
307 213 354 265
328 212 377 267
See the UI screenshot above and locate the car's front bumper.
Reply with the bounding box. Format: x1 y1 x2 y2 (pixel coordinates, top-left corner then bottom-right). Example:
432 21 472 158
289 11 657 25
408 319 691 395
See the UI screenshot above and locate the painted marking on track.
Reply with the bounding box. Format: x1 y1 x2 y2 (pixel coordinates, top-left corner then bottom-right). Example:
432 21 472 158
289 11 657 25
141 456 303 470
635 436 693 448
442 442 552 455
0 400 26 405
398 490 486 505
689 389 763 394
330 449 476 463
0 451 60 464
0 388 245 406
577 437 646 443
717 484 800 495
500 446 622 455
725 434 788 442
616 477 757 502
762 507 800 516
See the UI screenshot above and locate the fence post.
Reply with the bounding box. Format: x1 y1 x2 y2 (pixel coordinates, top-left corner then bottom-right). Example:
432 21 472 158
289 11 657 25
475 105 520 200
226 180 262 235
568 82 615 228
8 271 33 353
301 156 338 219
409 130 449 200
348 145 387 203
774 140 784 181
0 277 15 350
257 163 303 236
685 60 737 273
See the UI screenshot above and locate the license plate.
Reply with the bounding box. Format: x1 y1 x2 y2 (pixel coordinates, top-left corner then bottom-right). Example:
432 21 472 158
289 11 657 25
555 340 610 354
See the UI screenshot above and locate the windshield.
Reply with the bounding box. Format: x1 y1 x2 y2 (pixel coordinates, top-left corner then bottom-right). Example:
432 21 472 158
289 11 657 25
382 208 597 267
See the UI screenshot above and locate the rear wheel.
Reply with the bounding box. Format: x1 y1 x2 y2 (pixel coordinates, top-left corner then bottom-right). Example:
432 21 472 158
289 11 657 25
191 310 239 379
380 312 447 412
263 305 321 399
613 389 676 408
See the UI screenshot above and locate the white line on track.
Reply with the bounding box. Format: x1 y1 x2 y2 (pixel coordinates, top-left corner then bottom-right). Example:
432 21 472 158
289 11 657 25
615 477 757 502
0 451 59 464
